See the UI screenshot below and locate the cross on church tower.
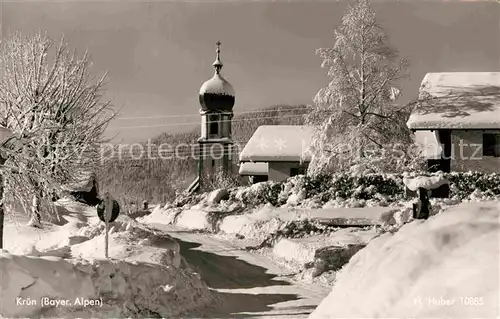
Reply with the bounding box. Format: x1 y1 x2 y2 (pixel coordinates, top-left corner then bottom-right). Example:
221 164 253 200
213 41 223 73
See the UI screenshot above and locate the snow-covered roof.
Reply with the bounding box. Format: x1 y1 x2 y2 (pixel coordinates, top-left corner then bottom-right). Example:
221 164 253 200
239 125 314 162
61 171 95 192
407 72 500 130
199 73 235 96
238 162 268 176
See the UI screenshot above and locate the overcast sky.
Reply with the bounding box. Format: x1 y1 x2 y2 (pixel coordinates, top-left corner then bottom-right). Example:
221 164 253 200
1 0 498 143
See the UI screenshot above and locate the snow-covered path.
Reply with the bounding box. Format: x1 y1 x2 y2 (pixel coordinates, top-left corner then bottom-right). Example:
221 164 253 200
150 223 330 318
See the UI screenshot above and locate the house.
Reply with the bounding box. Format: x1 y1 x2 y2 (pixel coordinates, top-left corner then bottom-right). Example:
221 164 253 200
407 72 500 173
239 125 314 182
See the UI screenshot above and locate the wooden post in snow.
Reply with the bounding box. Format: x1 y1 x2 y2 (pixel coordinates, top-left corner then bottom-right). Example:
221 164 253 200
104 194 113 258
105 220 109 258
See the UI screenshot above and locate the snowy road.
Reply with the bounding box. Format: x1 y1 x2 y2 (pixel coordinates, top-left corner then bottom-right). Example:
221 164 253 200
150 224 330 319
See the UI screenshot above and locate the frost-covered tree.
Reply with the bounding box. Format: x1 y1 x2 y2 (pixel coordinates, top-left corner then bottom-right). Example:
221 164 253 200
0 32 114 238
305 0 416 175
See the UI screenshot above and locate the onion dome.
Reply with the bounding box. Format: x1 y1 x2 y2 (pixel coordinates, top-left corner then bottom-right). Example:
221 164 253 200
199 41 235 112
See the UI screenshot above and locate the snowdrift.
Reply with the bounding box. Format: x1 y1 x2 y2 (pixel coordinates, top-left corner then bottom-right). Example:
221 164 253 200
309 201 500 319
72 226 182 268
0 250 215 318
1 199 217 318
273 227 378 268
146 199 399 240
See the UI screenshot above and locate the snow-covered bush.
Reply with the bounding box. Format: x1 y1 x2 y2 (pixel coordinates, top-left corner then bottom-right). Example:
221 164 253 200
356 175 403 198
170 172 500 211
303 174 334 201
231 181 282 206
320 174 404 202
446 172 500 199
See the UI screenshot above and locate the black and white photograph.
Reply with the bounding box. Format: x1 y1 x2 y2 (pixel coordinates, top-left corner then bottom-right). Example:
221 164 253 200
0 0 499 318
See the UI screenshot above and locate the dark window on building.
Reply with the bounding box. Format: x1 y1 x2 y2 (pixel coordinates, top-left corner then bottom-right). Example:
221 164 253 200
252 175 268 183
438 130 452 159
483 134 500 157
209 115 219 135
212 159 216 167
290 166 306 177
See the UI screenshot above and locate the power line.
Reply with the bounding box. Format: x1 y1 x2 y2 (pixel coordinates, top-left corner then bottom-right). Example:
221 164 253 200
106 150 242 159
115 105 312 121
100 143 249 159
107 113 308 130
101 147 248 161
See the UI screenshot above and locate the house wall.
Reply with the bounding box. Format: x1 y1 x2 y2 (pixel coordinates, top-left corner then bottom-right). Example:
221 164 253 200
268 161 308 182
450 129 500 173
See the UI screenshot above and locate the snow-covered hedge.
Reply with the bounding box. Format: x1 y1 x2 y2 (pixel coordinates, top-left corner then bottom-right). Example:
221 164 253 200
447 171 500 199
232 181 283 206
173 172 500 209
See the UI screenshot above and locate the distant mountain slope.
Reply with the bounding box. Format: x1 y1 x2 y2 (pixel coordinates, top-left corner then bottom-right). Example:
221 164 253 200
99 104 310 206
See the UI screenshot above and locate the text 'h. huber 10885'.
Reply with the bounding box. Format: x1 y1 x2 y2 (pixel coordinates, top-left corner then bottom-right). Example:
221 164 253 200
194 41 235 190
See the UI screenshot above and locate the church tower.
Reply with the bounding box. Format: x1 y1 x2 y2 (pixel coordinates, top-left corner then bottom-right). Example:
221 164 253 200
197 41 235 186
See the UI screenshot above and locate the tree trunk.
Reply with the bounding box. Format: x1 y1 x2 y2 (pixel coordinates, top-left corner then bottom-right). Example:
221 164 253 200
0 158 5 249
0 179 4 249
28 192 42 228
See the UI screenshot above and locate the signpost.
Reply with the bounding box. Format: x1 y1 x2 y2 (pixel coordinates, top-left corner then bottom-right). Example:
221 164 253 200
96 193 120 258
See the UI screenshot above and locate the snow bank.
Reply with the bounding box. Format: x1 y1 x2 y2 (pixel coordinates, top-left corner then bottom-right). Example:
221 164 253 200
273 228 378 268
219 205 287 238
309 201 500 319
3 198 95 254
77 214 143 239
2 199 216 318
403 174 449 191
0 250 215 318
175 209 214 231
71 210 184 267
140 206 183 225
218 205 395 239
72 228 182 268
0 251 95 318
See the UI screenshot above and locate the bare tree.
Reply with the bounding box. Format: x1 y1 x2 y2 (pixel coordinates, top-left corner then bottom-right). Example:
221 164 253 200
305 0 415 175
0 31 114 239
